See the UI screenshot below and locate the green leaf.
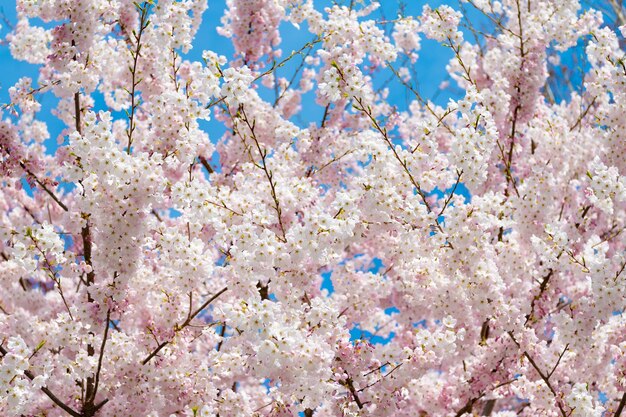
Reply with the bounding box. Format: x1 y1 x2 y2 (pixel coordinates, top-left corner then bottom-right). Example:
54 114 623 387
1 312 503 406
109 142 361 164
34 340 46 351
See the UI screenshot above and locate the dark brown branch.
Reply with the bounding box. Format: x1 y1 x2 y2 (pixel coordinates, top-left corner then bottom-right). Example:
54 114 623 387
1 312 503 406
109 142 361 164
341 377 364 409
75 89 97 415
11 157 69 212
257 281 270 300
358 362 403 392
362 362 391 377
480 319 490 345
72 77 102 417
481 399 496 416
455 397 478 417
525 269 553 325
151 209 162 222
198 155 214 174
72 38 82 137
85 309 111 414
80 220 95 289
320 104 330 128
141 340 168 366
615 392 626 417
616 259 626 282
73 89 95 295
523 352 562 406
142 286 228 365
569 96 597 131
575 205 591 229
74 92 81 134
505 104 521 198
216 322 227 352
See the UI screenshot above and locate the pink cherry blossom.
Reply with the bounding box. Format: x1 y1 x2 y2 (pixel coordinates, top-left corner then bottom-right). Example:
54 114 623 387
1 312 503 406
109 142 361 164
1 0 626 416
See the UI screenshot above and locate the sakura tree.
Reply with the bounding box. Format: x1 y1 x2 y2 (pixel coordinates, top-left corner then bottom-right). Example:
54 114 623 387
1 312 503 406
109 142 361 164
1 0 626 416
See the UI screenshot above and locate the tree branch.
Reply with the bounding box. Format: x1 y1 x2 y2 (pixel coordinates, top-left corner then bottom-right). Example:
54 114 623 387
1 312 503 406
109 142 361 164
85 309 111 414
525 269 553 325
237 106 287 243
508 332 568 417
615 392 626 417
142 286 228 365
125 1 151 154
0 344 82 417
341 377 364 409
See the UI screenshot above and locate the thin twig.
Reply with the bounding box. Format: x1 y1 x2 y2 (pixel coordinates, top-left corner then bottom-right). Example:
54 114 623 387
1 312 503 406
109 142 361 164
437 169 463 218
90 309 111 405
142 287 228 365
237 106 287 242
206 37 325 110
125 1 151 154
508 332 568 417
525 269 553 325
547 344 569 379
352 96 450 241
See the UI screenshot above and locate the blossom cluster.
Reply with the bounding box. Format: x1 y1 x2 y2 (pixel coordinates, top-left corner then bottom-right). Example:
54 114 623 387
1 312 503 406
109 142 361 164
1 0 626 416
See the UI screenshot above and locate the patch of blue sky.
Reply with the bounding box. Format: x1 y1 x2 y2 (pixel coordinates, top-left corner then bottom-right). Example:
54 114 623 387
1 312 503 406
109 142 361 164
320 270 334 294
413 319 428 329
320 255 384 294
59 229 74 250
349 326 395 345
168 208 183 218
19 178 34 196
385 306 400 315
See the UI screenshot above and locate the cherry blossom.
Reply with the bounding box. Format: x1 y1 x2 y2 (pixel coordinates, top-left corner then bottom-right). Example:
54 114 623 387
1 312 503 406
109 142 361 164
1 0 626 416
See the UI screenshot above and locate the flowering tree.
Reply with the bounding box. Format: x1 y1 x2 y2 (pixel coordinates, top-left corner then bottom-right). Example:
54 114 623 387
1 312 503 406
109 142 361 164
1 0 626 416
